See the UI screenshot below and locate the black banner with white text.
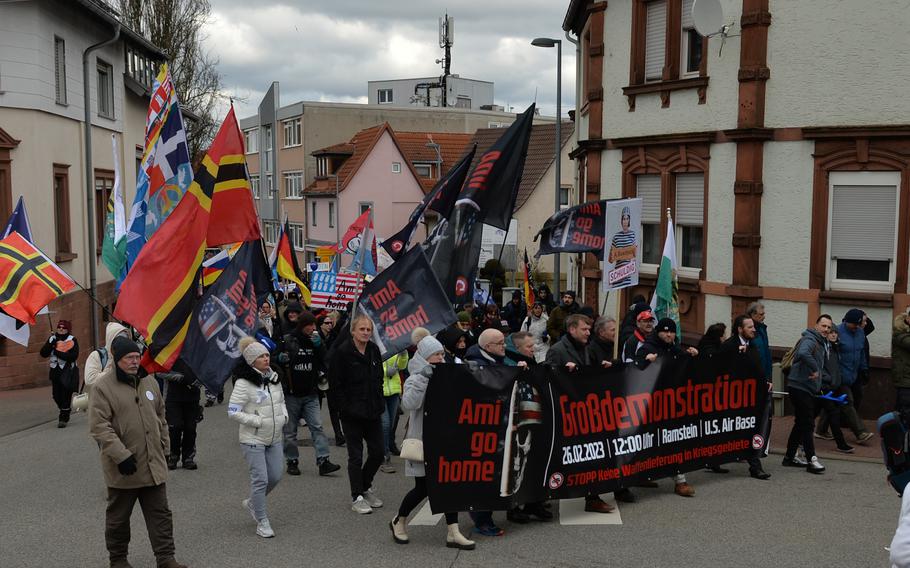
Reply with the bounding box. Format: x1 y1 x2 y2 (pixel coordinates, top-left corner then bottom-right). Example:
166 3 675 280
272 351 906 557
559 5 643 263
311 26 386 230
423 352 767 512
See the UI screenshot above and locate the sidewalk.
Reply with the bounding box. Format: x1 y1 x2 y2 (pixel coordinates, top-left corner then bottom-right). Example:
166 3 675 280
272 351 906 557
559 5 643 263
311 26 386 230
0 386 58 437
768 414 882 464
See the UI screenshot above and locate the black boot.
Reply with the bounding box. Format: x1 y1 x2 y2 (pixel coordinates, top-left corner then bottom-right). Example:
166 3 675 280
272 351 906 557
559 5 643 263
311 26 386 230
167 455 179 470
57 410 67 428
287 459 301 476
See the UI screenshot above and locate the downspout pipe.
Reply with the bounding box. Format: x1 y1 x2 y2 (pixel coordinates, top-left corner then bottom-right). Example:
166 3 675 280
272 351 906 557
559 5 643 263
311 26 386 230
82 23 121 349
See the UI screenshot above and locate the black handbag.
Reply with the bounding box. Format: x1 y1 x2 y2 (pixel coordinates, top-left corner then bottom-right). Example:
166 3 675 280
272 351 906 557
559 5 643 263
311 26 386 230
59 363 80 392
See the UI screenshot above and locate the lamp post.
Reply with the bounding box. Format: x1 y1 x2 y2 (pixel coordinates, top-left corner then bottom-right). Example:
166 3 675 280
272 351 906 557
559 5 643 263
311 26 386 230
531 37 562 298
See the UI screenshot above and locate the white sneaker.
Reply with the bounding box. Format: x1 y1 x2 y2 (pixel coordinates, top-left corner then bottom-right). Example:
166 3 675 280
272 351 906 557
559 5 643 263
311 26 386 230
352 495 373 514
363 487 383 508
256 518 275 538
242 498 256 523
807 456 826 474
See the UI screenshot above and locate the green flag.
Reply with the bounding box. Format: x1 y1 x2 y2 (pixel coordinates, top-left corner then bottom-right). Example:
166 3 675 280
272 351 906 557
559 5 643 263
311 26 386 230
651 213 680 337
102 134 127 278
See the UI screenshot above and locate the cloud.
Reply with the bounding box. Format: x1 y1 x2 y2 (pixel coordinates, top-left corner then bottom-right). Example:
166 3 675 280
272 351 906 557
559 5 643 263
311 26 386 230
203 1 576 120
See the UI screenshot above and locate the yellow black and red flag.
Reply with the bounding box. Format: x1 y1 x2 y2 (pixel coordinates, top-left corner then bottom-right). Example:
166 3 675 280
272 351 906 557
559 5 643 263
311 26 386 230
522 248 536 309
0 231 75 324
269 220 311 305
114 106 260 371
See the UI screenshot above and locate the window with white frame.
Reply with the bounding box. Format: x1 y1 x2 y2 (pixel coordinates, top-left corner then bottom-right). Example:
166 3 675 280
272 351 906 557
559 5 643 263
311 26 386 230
392 162 401 174
263 125 272 172
96 59 114 118
316 157 328 177
263 220 280 245
559 186 571 209
360 202 372 215
675 173 704 270
414 163 432 178
288 222 305 249
329 201 336 228
250 175 260 199
680 0 702 76
637 174 662 265
284 171 303 199
283 118 301 147
378 89 393 103
54 36 66 105
644 0 667 82
244 129 258 154
311 201 317 226
827 171 900 291
266 174 273 196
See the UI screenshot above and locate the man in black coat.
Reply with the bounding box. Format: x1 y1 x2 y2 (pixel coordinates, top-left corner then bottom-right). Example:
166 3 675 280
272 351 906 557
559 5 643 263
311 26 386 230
545 314 616 513
165 359 202 470
718 315 772 480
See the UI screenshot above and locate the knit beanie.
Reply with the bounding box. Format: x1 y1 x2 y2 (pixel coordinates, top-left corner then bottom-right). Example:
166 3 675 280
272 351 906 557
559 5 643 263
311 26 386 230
417 336 444 361
656 318 677 333
843 308 864 325
239 336 269 366
457 311 471 324
111 336 140 362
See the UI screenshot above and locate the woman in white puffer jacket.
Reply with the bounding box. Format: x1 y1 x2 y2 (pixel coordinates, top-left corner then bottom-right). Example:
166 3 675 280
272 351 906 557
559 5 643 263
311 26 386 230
228 337 288 539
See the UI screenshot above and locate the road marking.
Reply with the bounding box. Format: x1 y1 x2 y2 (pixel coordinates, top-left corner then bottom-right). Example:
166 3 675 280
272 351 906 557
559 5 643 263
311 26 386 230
558 496 623 525
409 501 443 526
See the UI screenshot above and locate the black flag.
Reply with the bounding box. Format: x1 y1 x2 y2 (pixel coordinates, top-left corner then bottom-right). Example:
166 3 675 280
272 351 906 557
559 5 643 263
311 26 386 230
429 206 484 304
455 104 535 230
358 246 457 358
382 145 477 261
181 241 261 393
535 200 608 260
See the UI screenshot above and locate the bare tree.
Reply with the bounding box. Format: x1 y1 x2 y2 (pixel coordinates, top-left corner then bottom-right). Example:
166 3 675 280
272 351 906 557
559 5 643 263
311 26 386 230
118 0 224 158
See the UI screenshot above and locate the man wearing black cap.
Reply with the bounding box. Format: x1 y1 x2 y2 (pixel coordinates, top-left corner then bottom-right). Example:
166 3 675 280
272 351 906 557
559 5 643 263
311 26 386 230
634 318 699 497
822 308 874 444
547 291 580 345
502 291 526 333
89 337 186 568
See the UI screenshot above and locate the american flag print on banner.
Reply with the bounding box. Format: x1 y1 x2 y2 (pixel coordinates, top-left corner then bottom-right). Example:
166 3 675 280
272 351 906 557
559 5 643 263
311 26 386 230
309 271 363 311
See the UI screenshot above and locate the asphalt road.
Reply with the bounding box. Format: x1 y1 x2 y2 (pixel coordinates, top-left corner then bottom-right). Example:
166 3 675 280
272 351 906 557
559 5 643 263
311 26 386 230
0 389 900 568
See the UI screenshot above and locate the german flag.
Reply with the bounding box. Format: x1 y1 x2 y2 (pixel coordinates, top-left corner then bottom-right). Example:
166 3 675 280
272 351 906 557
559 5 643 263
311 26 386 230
114 107 259 371
269 220 311 305
0 231 75 324
522 248 535 309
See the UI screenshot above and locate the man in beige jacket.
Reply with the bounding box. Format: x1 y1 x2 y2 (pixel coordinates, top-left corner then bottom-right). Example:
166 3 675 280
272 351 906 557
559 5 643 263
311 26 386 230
89 336 187 568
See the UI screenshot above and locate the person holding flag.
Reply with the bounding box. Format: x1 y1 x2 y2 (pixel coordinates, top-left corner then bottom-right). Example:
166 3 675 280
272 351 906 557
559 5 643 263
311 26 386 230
39 320 79 428
269 220 312 306
650 209 681 334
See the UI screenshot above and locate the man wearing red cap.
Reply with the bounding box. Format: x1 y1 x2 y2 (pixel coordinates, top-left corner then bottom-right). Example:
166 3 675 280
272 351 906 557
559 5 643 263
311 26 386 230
621 309 655 363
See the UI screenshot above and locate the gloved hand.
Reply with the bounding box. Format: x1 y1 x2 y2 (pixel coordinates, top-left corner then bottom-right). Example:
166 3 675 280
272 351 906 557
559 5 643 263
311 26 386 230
277 352 290 365
158 371 185 384
117 455 138 475
386 362 399 377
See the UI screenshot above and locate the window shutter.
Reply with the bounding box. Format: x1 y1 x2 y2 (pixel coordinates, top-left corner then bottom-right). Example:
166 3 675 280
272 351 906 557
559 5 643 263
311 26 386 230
675 173 703 226
681 0 695 29
831 184 896 261
645 0 667 82
637 175 661 224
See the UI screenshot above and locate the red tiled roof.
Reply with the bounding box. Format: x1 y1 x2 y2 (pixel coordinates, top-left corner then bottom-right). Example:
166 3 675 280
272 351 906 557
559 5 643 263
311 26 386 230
313 142 354 156
467 122 575 211
396 131 473 193
304 124 393 195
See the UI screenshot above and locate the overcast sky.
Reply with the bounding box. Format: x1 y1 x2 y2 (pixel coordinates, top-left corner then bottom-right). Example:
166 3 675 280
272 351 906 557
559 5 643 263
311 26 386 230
203 1 577 120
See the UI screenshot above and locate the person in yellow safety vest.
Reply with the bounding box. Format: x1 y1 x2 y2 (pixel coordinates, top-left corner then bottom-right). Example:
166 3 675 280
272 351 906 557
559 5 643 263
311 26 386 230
380 351 409 473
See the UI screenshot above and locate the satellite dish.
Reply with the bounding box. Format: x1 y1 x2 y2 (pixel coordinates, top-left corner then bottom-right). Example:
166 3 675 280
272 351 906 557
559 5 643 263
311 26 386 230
692 0 725 36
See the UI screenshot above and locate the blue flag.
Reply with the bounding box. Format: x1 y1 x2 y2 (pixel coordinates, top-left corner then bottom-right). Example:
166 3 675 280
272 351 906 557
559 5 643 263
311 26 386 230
2 197 32 241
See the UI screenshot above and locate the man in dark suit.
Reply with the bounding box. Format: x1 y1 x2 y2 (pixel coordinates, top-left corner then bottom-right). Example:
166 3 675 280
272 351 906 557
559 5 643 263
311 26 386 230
719 314 771 480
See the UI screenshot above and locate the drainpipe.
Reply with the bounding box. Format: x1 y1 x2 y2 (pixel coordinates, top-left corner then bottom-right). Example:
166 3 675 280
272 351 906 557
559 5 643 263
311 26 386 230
82 23 121 349
565 28 581 299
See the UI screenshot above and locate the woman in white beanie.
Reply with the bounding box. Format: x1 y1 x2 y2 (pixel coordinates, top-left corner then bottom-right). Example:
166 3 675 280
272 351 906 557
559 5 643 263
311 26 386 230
228 336 288 538
390 335 475 550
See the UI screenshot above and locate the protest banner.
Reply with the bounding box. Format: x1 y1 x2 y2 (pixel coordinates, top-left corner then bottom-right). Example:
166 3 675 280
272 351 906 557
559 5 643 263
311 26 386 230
603 198 643 291
309 271 362 311
534 200 607 259
357 246 457 358
424 351 767 512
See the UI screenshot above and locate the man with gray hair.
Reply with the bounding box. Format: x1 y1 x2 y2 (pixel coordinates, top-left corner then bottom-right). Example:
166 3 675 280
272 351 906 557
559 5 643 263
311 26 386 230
588 316 618 367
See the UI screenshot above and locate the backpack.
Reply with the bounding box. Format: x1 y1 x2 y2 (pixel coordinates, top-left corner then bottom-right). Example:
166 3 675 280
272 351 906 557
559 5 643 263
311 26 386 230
879 411 910 495
780 336 819 376
97 347 109 370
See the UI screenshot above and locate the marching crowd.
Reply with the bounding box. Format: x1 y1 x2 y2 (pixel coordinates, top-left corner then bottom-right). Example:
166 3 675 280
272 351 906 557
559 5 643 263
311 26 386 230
38 283 893 567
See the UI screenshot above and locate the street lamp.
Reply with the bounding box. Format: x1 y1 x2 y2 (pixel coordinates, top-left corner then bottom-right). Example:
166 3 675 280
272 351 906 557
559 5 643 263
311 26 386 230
531 37 562 298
